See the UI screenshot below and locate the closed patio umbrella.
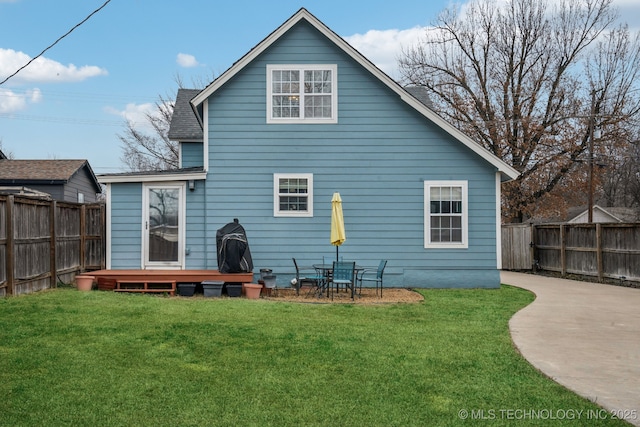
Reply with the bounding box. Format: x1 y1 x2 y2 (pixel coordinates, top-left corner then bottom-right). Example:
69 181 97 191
330 192 346 262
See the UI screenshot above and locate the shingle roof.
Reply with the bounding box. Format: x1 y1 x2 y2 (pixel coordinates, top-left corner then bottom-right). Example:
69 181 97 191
404 86 434 109
168 88 203 141
0 159 94 184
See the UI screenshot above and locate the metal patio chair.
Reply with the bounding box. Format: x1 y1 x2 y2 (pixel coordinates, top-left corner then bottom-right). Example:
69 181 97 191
331 261 356 300
357 260 387 297
292 258 325 296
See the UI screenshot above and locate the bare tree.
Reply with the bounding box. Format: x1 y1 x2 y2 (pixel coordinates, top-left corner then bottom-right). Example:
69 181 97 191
0 139 15 159
118 93 179 171
118 71 215 172
399 0 640 222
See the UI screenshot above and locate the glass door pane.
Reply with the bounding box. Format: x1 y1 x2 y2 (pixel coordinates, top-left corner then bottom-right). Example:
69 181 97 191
147 186 181 265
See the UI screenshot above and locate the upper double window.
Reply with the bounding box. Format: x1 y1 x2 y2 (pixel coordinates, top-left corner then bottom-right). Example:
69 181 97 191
267 64 337 124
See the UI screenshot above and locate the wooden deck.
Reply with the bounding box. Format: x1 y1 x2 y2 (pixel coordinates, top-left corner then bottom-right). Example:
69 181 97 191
90 269 254 283
88 269 255 294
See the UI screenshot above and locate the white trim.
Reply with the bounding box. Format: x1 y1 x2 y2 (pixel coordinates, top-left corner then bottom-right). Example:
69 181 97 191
495 172 502 269
266 64 338 124
190 8 519 181
273 173 313 217
142 182 186 269
99 171 206 184
203 101 209 172
105 183 112 269
424 180 469 249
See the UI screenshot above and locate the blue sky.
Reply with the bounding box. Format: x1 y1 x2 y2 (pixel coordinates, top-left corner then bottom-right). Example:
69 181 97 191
1 0 639 174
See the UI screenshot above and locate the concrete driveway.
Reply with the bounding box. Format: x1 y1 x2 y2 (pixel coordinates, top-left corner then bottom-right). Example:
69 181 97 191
502 271 640 426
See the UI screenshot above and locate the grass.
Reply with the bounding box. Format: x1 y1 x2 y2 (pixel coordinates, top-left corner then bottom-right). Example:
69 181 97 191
0 286 629 427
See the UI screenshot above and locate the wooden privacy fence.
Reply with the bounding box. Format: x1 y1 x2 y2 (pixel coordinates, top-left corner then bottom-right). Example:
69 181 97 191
502 223 640 283
0 195 105 296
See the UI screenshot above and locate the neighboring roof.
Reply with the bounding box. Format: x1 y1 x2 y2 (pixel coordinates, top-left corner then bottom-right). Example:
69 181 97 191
168 88 203 142
0 186 52 200
0 149 6 160
404 86 434 109
0 159 101 192
568 205 640 223
98 166 207 184
190 8 520 182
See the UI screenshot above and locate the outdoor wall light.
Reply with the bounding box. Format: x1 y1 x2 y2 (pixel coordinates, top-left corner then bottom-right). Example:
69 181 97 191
189 180 195 191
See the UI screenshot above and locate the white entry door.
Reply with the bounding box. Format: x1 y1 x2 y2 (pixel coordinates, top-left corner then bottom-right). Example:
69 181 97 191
143 183 185 268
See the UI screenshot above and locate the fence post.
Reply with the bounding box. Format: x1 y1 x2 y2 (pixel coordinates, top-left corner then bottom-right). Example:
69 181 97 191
80 204 86 272
50 200 57 288
560 224 566 277
529 223 535 270
596 223 603 282
6 196 14 295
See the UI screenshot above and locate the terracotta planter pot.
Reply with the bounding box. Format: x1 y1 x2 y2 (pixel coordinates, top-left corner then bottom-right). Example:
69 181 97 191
75 275 95 291
244 283 262 299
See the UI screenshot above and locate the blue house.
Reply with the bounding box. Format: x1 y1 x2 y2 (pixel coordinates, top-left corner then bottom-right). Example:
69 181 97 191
99 8 518 288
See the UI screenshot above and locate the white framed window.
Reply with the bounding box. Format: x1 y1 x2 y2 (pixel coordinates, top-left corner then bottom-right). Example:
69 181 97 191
267 64 337 124
424 181 468 248
274 173 313 217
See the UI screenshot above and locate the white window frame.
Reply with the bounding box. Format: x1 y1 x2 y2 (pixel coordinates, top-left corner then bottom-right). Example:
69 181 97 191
424 180 468 249
274 173 313 217
266 64 338 124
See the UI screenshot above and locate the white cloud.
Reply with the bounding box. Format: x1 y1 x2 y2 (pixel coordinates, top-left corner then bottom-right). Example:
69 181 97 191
104 102 156 127
0 48 107 84
344 27 426 79
0 88 42 113
176 53 199 68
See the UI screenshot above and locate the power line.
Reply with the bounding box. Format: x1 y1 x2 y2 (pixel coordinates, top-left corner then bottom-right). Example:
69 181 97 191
0 0 112 86
0 88 157 104
0 112 122 127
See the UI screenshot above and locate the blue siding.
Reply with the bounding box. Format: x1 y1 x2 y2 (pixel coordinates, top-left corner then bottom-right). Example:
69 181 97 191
110 183 142 269
107 19 502 288
201 21 500 288
184 181 208 268
180 142 204 168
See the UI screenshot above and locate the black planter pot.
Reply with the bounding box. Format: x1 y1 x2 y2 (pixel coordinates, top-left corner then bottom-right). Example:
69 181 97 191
202 281 224 297
177 283 196 297
225 283 242 297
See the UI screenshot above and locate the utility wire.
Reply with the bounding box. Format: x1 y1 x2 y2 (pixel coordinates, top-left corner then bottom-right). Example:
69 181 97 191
0 0 112 86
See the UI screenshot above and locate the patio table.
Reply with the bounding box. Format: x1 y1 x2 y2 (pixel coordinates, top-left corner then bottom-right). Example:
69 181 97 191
313 263 364 299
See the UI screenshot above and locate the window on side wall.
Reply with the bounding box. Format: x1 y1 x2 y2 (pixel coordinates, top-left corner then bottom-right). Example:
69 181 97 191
274 173 313 217
267 65 337 124
424 181 468 248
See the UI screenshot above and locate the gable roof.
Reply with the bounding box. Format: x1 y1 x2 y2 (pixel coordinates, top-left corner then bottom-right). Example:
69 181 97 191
0 159 101 192
191 8 519 182
568 205 640 223
0 149 6 160
168 88 203 142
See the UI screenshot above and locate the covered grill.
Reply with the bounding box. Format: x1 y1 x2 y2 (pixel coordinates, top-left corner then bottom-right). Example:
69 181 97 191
216 219 253 273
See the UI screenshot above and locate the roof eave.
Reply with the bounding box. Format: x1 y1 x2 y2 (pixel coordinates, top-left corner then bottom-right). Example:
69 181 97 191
98 170 207 184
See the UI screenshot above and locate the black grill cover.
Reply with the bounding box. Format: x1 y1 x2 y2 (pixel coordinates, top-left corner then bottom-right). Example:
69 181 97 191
216 219 253 273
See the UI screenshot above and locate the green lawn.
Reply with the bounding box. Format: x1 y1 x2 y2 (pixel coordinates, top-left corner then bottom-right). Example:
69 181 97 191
0 286 628 426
